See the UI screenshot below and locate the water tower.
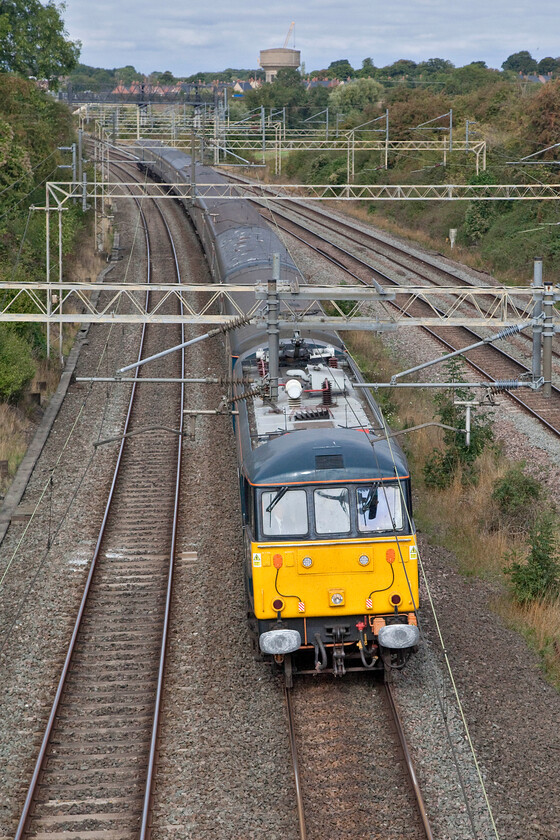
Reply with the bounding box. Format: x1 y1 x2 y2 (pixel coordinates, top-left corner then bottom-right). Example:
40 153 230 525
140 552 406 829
259 22 301 83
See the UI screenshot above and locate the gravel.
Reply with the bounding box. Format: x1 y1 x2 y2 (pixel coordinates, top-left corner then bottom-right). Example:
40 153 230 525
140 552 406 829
0 185 559 839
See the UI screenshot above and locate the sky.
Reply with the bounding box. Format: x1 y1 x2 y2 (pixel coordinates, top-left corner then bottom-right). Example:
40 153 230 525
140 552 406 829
62 0 558 77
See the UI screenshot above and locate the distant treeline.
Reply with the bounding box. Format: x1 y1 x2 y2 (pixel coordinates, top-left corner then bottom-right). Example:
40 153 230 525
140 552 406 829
66 51 560 91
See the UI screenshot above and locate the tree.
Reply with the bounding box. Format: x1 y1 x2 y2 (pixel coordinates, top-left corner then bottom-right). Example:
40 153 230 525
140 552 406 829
0 118 32 215
525 80 560 157
273 67 304 89
423 357 494 488
113 65 142 86
244 68 306 126
0 324 35 402
504 515 560 604
327 59 355 79
157 70 176 85
537 56 560 76
328 78 383 116
0 0 80 83
502 51 538 75
382 59 418 79
442 63 501 95
417 57 454 76
358 57 377 79
385 86 450 139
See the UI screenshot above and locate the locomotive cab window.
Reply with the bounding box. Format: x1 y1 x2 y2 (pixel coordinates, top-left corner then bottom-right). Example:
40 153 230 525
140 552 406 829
357 484 404 533
314 487 351 534
261 489 308 537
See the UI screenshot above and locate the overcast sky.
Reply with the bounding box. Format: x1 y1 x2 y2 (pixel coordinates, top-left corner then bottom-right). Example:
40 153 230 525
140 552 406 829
62 0 558 76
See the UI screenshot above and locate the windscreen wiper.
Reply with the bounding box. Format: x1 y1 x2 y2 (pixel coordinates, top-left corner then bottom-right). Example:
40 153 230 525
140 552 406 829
360 486 379 519
266 486 288 513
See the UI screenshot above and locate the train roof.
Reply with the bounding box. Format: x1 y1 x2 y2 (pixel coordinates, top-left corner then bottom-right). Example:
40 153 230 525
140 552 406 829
217 224 298 280
244 428 408 487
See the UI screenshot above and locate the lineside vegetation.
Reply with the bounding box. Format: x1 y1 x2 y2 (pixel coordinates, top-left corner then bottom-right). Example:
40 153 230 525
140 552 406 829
346 331 560 686
0 73 97 492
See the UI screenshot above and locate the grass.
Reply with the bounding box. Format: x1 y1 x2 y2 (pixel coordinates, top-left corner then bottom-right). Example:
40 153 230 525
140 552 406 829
328 200 529 286
495 594 560 686
0 226 105 496
343 328 560 688
0 404 32 495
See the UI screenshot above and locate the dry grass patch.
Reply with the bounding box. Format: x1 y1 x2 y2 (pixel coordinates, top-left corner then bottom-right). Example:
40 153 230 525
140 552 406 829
415 459 519 580
495 594 560 688
0 403 32 494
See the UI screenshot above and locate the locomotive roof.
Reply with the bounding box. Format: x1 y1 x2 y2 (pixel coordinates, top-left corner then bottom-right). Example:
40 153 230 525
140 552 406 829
217 225 297 280
244 428 408 487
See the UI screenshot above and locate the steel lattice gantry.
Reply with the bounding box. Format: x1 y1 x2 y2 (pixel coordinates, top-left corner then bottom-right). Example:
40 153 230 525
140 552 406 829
0 281 557 330
46 180 560 207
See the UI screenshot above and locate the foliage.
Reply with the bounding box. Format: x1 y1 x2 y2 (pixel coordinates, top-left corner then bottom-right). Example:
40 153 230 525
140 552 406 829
492 462 542 525
384 87 451 139
379 59 418 80
504 516 560 604
326 59 355 79
185 68 264 84
423 357 494 488
328 78 383 117
0 118 33 213
0 324 35 402
358 58 377 79
0 73 73 161
0 74 74 227
244 68 307 126
462 171 500 244
156 70 175 84
0 0 80 84
502 51 538 75
417 58 455 77
524 80 560 157
537 57 560 76
0 71 82 375
441 63 503 96
68 63 117 90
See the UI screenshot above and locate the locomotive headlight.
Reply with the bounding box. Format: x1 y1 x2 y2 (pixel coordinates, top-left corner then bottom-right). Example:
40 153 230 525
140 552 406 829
329 590 345 607
302 556 313 568
259 629 301 655
378 623 420 650
358 554 370 567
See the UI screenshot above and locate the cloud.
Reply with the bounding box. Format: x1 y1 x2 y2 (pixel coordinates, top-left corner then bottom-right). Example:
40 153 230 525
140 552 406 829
62 0 560 75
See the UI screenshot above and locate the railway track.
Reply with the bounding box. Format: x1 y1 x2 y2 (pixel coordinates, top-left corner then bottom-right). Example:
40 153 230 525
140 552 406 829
14 165 186 839
254 198 560 436
113 155 559 434
285 675 433 840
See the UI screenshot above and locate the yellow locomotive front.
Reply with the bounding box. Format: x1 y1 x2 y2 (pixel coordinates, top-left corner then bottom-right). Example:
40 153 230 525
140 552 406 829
242 430 420 677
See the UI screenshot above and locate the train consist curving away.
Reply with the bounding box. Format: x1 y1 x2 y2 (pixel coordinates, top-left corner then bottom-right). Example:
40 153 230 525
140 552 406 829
138 144 420 679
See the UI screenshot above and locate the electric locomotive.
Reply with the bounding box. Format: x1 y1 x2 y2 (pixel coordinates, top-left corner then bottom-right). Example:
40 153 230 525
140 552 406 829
136 143 420 678
232 334 419 679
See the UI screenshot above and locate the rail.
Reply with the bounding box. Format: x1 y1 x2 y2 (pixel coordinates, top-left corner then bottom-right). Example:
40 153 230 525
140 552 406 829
384 679 435 840
285 685 307 840
14 161 186 839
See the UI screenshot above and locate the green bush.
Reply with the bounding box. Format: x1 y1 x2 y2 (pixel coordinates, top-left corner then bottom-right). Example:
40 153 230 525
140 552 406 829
0 324 35 402
492 462 542 520
423 356 494 488
504 515 560 604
